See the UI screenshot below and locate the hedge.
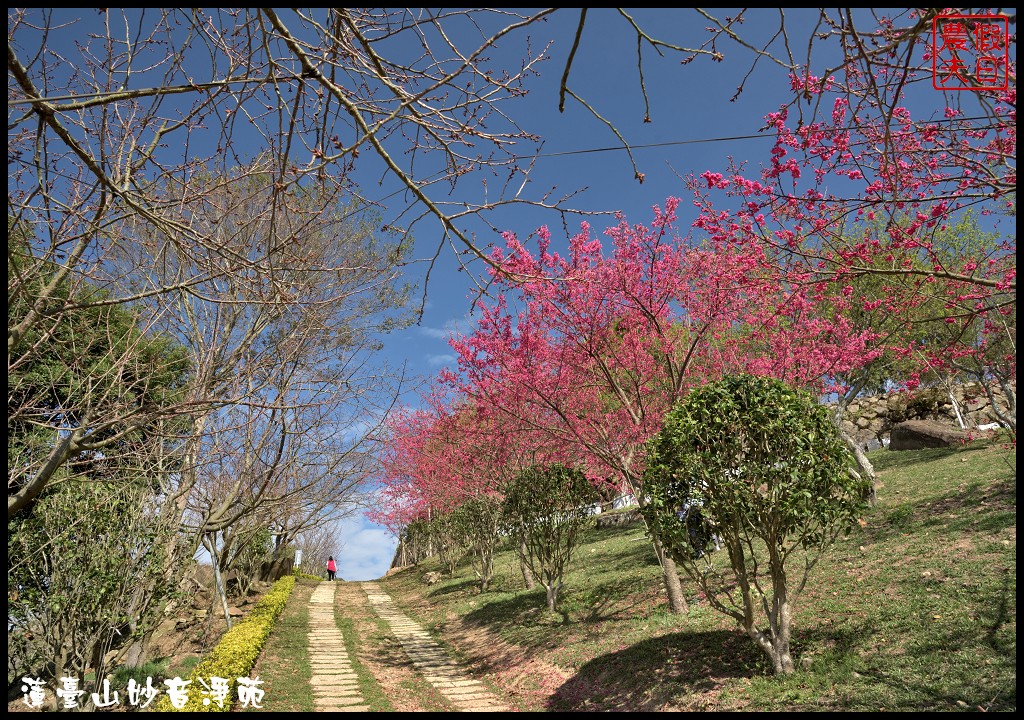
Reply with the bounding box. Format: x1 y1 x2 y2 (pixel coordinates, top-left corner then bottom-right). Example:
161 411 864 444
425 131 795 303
156 574 296 711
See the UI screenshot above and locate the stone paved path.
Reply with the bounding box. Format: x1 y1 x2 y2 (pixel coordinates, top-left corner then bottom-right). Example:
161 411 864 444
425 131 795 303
359 581 511 712
307 582 370 712
305 580 510 712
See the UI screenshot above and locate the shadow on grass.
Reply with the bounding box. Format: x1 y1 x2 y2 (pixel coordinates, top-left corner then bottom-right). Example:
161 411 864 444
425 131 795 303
463 587 548 627
458 575 658 647
892 563 1016 659
868 435 1009 474
984 570 1016 658
426 577 480 598
867 479 1016 542
571 578 656 623
850 631 1017 713
790 620 1014 712
868 445 969 473
544 629 761 711
544 613 1017 712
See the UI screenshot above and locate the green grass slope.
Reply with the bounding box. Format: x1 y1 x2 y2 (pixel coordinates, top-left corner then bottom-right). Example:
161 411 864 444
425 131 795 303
379 438 1016 712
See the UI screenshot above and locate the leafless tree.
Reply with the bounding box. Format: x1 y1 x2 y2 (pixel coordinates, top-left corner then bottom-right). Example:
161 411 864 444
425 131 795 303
9 154 412 676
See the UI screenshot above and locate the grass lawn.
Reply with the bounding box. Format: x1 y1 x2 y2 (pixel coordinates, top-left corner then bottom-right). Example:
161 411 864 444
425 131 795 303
379 436 1016 712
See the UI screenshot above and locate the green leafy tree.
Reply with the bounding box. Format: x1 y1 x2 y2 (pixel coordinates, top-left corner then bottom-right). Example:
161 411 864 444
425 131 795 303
503 464 600 611
8 245 194 700
8 475 190 708
428 510 468 576
449 495 504 593
8 218 192 518
641 374 870 674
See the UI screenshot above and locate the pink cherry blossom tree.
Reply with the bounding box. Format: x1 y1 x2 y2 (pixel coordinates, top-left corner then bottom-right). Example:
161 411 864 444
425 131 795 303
685 68 1015 442
442 198 879 613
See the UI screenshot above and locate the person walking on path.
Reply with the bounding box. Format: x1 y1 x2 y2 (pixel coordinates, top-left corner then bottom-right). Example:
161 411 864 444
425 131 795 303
327 556 337 581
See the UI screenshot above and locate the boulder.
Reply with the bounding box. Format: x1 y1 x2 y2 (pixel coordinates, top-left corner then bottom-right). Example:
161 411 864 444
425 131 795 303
424 571 442 586
889 420 970 450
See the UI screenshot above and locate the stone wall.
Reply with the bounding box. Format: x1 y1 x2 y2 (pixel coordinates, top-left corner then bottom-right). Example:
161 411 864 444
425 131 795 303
834 382 1013 451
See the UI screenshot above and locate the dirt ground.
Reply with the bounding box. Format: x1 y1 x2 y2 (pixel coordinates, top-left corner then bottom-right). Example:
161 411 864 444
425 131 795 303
437 614 574 711
336 580 573 712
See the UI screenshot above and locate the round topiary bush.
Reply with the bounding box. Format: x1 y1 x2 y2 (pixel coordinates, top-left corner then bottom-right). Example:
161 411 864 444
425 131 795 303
641 373 869 674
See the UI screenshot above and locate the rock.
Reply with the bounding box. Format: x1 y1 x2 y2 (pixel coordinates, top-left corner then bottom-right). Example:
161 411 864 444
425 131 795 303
424 571 442 585
227 606 244 617
889 420 970 450
800 655 813 670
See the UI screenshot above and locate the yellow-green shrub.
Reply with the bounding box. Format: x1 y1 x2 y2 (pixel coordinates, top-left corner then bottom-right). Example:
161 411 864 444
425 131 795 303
157 575 296 711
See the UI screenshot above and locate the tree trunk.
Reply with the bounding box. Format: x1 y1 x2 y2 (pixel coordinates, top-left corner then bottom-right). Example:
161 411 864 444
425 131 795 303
635 491 689 613
832 382 877 506
123 632 148 669
519 540 536 590
841 428 877 506
545 583 558 612
947 387 966 429
768 550 795 674
205 534 233 631
475 545 494 593
659 544 689 614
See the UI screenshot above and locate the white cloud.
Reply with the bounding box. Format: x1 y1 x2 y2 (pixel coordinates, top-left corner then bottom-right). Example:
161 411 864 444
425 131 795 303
416 317 472 341
334 516 399 581
425 353 456 367
417 326 450 340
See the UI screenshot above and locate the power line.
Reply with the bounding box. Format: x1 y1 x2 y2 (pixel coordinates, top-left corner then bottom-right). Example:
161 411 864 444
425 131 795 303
534 134 772 158
8 74 998 158
529 115 997 159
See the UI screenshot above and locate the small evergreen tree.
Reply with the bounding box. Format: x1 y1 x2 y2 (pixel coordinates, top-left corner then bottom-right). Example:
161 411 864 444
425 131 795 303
449 495 504 592
641 374 870 674
503 464 600 611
